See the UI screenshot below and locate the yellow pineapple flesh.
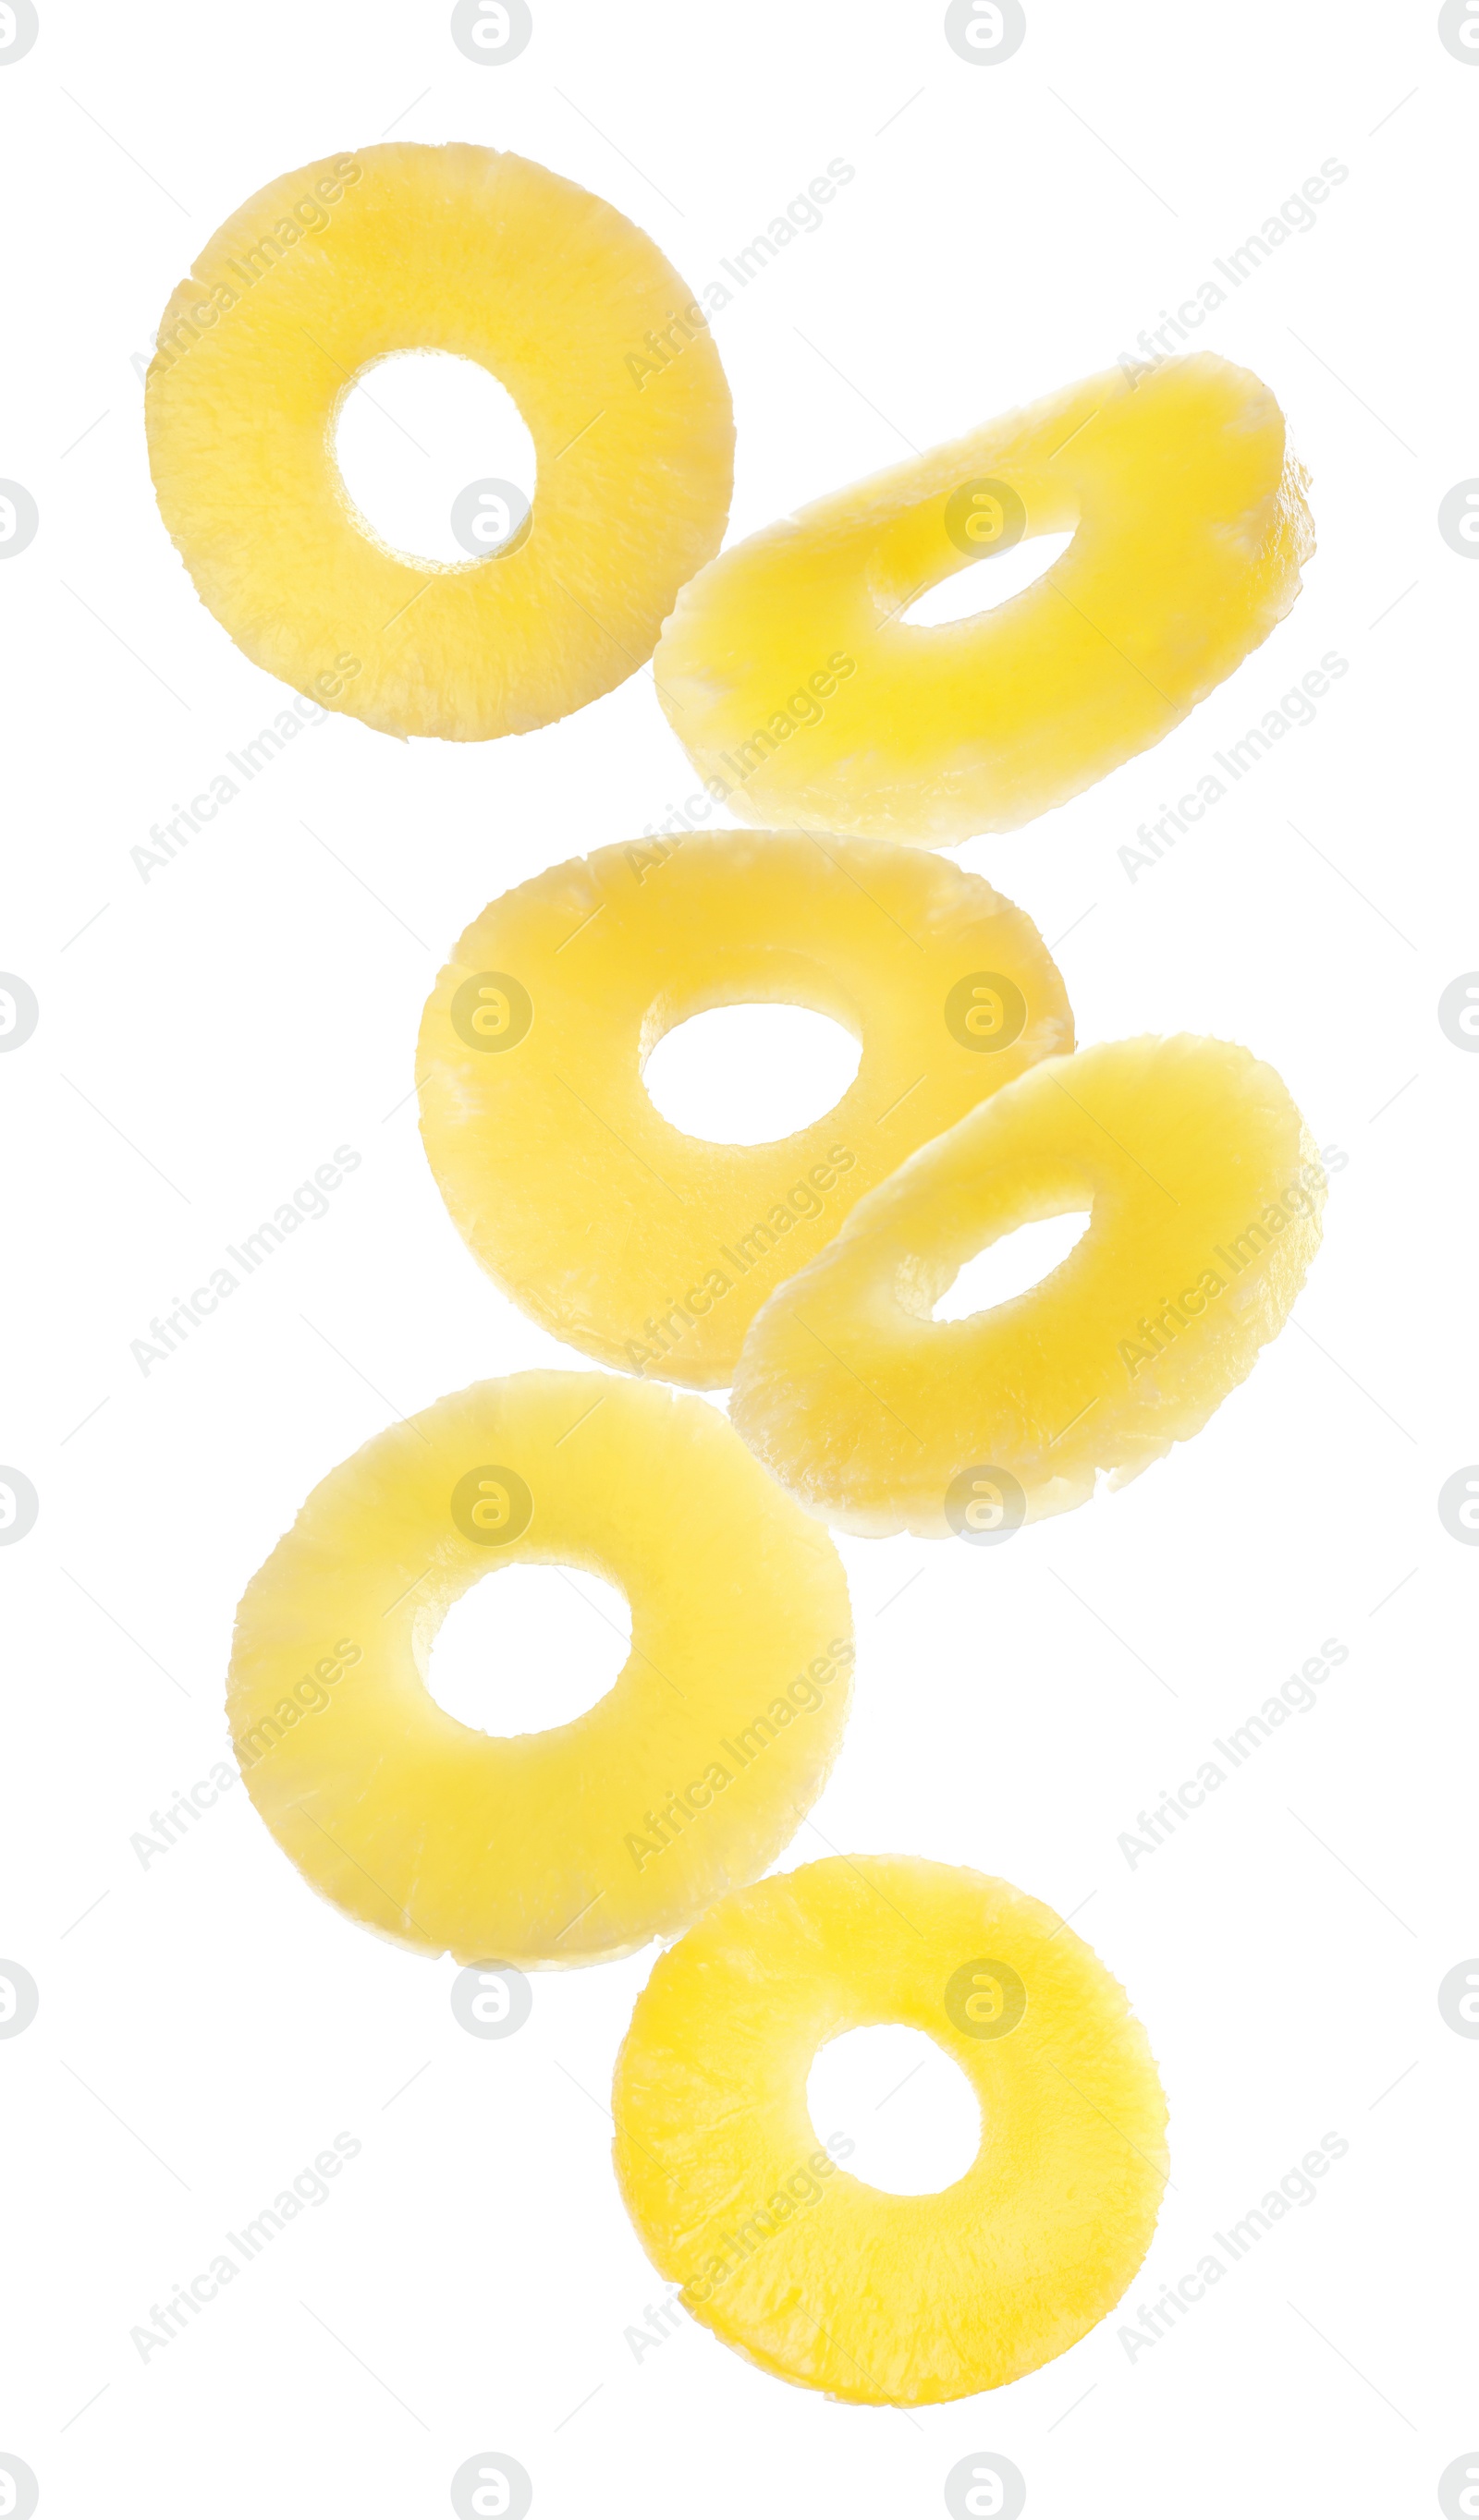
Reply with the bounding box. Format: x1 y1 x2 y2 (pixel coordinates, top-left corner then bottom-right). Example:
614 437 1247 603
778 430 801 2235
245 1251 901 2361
226 1373 850 1965
730 1035 1325 1534
613 1854 1168 2404
654 355 1311 845
146 144 733 739
417 830 1072 1387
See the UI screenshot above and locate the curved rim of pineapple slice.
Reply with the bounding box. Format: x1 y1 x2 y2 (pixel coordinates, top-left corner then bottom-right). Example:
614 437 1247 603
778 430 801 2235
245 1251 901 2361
729 1034 1326 1536
653 352 1313 845
145 142 734 740
226 1372 851 1966
416 830 1072 1387
612 1855 1168 2404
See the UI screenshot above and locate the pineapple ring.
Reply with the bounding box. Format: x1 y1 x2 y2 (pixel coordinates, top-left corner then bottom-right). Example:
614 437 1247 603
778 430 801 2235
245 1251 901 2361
145 143 733 741
226 1371 851 1966
654 353 1312 846
417 831 1072 1387
730 1035 1325 1535
613 1855 1168 2404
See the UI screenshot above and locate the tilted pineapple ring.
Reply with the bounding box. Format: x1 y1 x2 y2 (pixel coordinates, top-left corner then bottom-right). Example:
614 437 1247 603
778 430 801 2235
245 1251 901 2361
613 1856 1168 2404
226 1372 851 1966
731 1036 1326 1536
417 831 1072 1388
654 354 1311 846
146 143 733 740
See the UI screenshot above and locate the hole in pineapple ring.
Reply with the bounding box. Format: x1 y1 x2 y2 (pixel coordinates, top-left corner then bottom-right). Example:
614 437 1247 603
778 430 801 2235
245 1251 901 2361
806 2023 982 2195
901 528 1077 629
426 1561 631 1738
642 1003 862 1146
932 1210 1092 1321
332 348 538 569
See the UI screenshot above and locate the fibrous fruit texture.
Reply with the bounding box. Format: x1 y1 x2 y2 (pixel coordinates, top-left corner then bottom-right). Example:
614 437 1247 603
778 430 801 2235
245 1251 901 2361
226 1372 850 1965
147 144 733 739
654 355 1311 845
417 830 1071 1386
613 1855 1168 2403
730 1035 1325 1535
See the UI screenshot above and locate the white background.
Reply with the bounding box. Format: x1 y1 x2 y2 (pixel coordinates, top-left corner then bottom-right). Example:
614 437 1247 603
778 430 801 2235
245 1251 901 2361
2 2 1474 2514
